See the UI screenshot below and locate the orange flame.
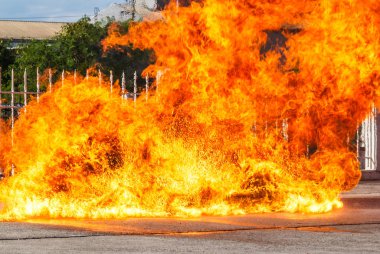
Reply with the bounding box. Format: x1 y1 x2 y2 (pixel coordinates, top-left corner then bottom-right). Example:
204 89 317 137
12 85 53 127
0 0 379 220
0 119 10 172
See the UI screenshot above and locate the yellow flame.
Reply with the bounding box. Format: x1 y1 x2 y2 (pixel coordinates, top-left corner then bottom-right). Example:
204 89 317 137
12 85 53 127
1 0 379 220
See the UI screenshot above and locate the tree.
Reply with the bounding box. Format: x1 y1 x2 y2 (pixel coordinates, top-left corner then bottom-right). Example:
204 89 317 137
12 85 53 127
0 40 16 117
53 17 107 74
0 40 15 71
0 40 16 92
99 20 155 92
13 17 153 93
13 17 106 87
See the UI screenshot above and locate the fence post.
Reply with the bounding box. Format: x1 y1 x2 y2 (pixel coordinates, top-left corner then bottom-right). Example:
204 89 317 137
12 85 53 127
156 71 161 94
98 69 102 86
133 71 137 108
11 69 15 176
74 69 77 85
24 69 27 113
156 70 162 102
36 67 40 103
282 118 288 141
145 74 149 102
0 67 2 118
49 68 52 93
110 70 113 94
61 70 65 87
121 71 126 99
11 69 15 132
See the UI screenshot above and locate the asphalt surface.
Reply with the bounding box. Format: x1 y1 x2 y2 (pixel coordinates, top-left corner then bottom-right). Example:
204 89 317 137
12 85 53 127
0 181 380 253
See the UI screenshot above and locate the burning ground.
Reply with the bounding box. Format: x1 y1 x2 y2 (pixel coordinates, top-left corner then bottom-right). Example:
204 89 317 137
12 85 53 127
0 0 379 220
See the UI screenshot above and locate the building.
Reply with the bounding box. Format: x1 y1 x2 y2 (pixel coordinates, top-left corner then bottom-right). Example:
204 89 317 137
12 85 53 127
360 109 380 180
94 0 162 23
0 20 67 47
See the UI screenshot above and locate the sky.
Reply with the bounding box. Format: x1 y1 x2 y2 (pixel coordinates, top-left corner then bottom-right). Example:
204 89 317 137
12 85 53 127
0 0 118 22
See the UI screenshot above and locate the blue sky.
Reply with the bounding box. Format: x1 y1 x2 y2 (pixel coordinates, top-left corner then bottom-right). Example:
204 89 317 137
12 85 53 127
0 0 117 22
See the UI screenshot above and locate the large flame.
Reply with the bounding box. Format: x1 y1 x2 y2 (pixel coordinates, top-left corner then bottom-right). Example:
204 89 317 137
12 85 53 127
0 0 379 220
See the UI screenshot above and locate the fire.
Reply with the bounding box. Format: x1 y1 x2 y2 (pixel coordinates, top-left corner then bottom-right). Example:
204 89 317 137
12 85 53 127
0 119 10 174
0 0 379 220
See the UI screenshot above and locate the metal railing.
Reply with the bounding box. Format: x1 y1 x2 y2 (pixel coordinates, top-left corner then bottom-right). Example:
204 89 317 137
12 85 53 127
0 67 157 117
0 66 378 178
0 67 157 177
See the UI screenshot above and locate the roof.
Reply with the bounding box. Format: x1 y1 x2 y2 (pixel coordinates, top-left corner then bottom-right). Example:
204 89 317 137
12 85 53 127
0 20 67 40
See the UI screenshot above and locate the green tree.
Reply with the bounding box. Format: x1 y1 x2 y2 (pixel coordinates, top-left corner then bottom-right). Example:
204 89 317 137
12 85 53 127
0 40 16 117
0 40 16 93
0 40 15 71
13 17 153 93
13 17 106 90
99 21 155 92
53 17 107 74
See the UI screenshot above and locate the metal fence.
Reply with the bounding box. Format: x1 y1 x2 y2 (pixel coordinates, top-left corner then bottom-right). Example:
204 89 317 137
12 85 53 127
0 67 155 120
0 67 379 178
0 67 155 177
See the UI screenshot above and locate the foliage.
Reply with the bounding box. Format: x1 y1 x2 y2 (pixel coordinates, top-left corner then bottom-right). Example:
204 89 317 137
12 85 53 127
99 21 155 91
0 40 15 71
0 40 16 116
10 17 153 93
54 17 107 73
0 40 16 93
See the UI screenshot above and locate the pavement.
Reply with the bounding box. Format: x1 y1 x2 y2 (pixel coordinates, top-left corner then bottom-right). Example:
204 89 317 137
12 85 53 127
1 181 380 253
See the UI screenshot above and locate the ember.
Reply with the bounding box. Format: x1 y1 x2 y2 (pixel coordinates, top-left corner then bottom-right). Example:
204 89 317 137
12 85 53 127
0 0 379 220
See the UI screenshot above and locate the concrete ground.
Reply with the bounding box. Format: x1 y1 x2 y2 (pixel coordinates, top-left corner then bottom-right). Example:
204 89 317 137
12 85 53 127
1 181 380 254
